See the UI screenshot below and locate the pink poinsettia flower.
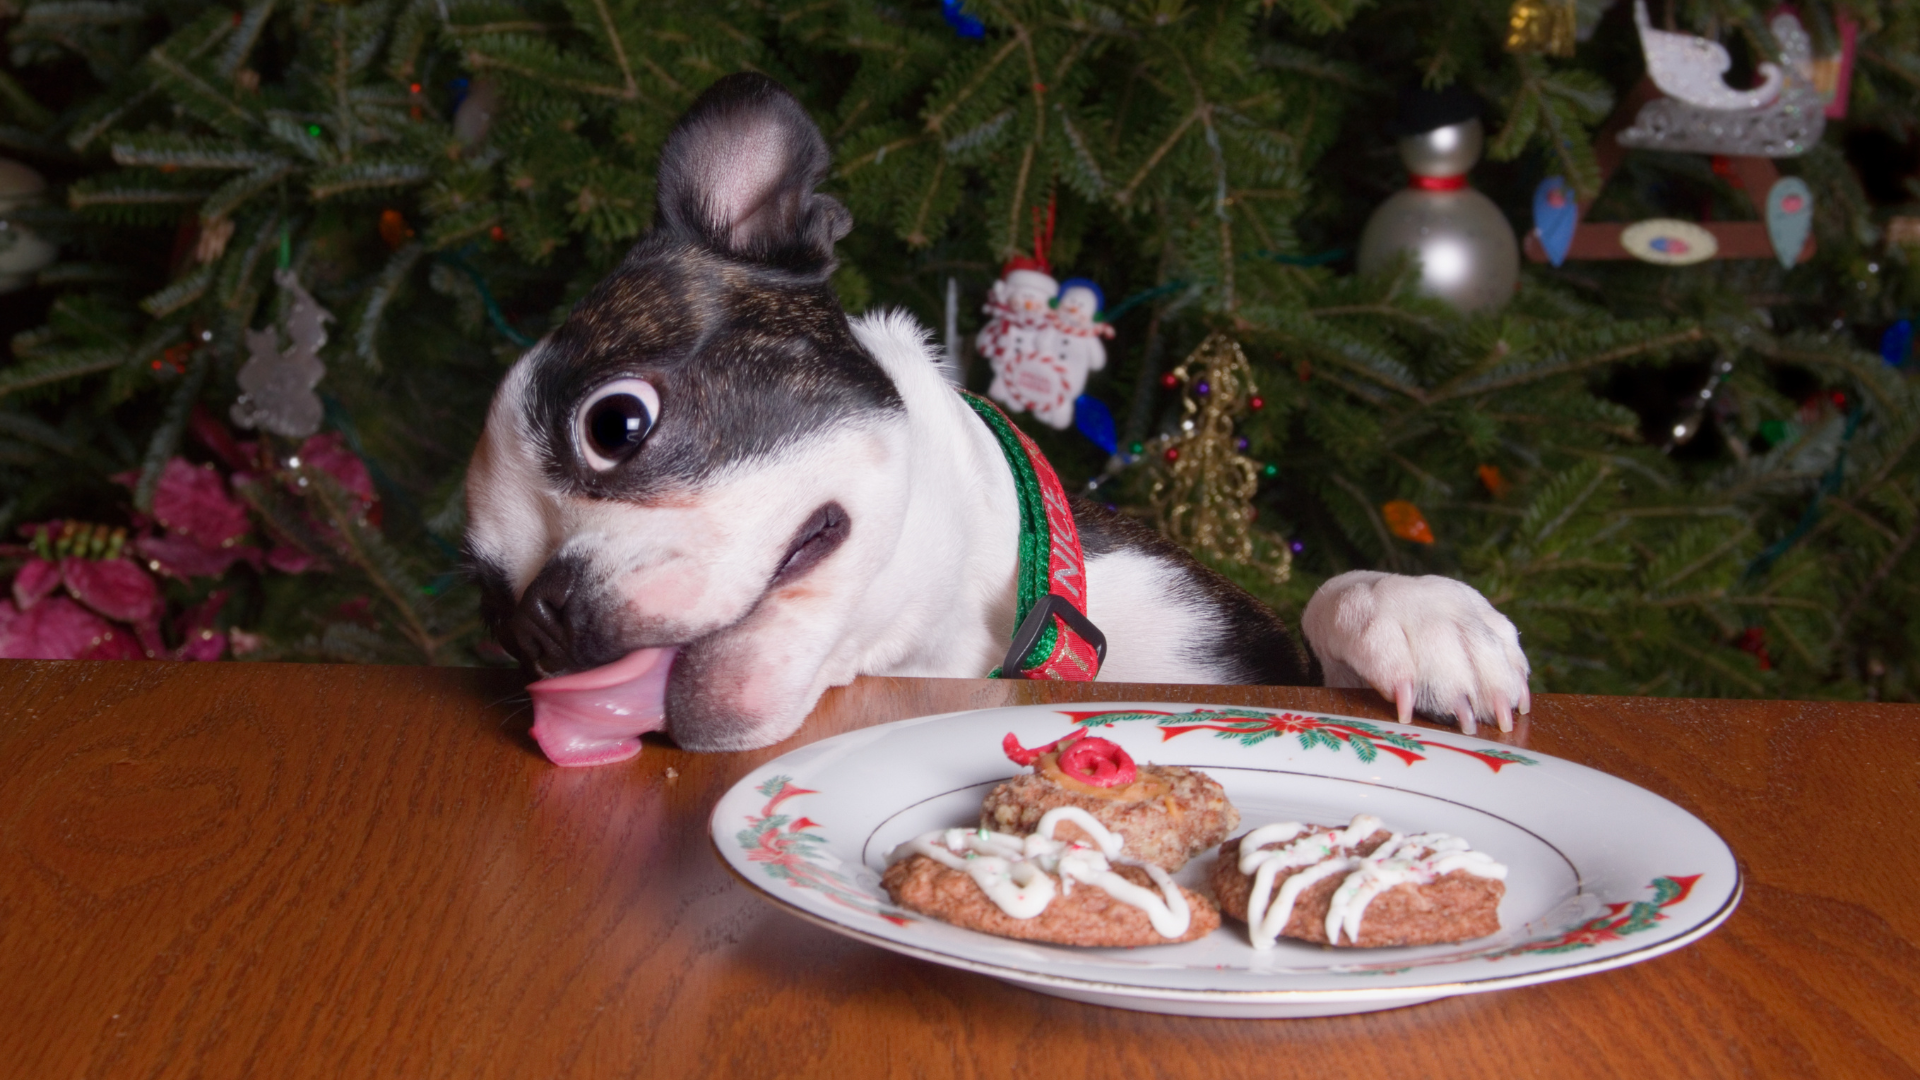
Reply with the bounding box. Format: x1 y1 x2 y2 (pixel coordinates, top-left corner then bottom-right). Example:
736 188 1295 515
172 590 229 661
2 538 243 661
0 596 139 660
297 433 377 504
151 457 251 548
127 456 269 578
12 557 60 609
135 533 263 580
2 422 383 663
188 404 258 473
61 556 161 625
266 546 314 574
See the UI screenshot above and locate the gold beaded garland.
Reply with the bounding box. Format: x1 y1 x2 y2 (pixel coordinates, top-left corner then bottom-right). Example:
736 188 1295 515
1504 0 1576 57
1141 333 1290 583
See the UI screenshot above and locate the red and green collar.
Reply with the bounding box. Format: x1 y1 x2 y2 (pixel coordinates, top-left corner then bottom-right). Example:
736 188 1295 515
960 392 1106 681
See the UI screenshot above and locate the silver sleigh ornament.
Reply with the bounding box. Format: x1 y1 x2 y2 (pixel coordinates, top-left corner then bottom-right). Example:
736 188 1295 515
1617 2 1824 158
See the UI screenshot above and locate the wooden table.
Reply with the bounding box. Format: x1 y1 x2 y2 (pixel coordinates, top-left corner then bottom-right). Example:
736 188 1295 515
1 660 1916 1079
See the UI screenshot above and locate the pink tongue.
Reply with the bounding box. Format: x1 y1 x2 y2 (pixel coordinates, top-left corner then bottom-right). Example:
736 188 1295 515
527 647 678 767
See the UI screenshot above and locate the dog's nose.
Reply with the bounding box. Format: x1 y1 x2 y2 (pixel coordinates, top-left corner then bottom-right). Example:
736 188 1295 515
513 558 581 678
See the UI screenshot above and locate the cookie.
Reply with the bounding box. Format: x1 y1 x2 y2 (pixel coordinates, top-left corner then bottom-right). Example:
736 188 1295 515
1210 815 1506 948
982 729 1238 871
883 806 1219 947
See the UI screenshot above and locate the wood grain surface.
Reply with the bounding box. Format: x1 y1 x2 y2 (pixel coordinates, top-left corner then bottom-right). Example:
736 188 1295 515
1 659 1916 1079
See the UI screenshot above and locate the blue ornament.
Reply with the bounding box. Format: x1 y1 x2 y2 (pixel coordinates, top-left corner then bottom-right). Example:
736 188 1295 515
941 0 985 38
1532 176 1578 268
1766 177 1814 270
1882 320 1913 368
1074 395 1117 455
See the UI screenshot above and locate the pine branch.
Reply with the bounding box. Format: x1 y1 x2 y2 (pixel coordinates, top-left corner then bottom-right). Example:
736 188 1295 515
144 50 255 135
111 135 287 171
462 45 637 100
68 84 160 153
1829 521 1920 652
0 348 125 399
133 351 209 511
584 0 642 99
921 33 1024 135
0 68 56 129
1114 107 1202 207
138 264 215 317
1430 328 1708 401
1328 471 1406 572
201 162 299 223
305 468 448 663
308 160 432 200
354 242 423 370
68 179 211 209
217 0 277 78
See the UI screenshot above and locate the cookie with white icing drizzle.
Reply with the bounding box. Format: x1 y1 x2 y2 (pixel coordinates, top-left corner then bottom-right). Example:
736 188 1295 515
882 807 1220 947
1210 814 1507 948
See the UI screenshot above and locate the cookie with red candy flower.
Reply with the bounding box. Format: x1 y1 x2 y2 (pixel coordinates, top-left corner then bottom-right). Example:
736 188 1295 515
981 729 1239 871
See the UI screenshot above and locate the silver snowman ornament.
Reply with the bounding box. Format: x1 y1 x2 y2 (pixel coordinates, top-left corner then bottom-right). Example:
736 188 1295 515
0 158 59 294
1357 91 1519 313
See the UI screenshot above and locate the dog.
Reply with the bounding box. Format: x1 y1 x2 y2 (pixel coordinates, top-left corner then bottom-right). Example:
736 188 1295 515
464 73 1531 767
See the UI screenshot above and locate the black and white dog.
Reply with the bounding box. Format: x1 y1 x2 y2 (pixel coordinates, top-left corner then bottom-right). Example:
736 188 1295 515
465 74 1530 767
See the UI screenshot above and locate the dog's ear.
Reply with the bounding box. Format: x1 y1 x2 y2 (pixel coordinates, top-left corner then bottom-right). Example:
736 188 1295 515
654 73 850 269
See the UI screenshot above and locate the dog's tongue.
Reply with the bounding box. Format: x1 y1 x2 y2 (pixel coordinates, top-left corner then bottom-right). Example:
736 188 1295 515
527 647 677 767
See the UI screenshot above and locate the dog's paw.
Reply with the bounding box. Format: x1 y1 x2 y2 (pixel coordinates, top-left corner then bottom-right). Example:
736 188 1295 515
1301 570 1530 735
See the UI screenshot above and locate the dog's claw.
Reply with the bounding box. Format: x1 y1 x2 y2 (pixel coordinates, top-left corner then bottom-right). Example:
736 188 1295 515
1520 685 1532 715
1495 696 1514 733
1454 698 1477 736
1394 680 1414 725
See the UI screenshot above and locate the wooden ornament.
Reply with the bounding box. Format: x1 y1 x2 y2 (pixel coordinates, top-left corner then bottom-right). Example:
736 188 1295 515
1532 177 1578 267
1522 80 1817 267
1809 10 1859 119
1621 219 1718 265
1765 178 1814 270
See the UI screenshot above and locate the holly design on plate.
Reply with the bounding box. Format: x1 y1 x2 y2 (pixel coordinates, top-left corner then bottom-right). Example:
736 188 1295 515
1491 874 1702 958
1061 708 1537 773
1327 874 1707 973
737 775 910 926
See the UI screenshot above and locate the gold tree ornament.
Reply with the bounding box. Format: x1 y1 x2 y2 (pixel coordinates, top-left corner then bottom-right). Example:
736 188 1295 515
1505 0 1577 57
1144 334 1290 584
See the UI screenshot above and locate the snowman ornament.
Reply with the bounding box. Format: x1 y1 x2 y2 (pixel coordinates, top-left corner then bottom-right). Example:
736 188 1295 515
978 259 1113 429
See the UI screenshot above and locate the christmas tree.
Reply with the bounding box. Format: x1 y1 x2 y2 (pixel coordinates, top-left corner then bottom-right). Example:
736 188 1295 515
2 0 1918 702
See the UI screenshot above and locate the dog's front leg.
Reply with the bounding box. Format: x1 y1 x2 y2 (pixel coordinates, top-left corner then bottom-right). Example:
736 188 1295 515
1301 571 1531 734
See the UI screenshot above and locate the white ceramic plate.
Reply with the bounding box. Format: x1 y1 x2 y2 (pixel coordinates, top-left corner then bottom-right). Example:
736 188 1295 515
711 702 1740 1018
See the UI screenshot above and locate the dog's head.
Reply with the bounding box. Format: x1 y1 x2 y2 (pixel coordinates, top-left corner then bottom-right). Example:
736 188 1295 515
466 74 912 763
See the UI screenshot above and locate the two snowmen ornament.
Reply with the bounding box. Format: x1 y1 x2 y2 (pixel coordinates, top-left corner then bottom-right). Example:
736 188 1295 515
978 256 1114 429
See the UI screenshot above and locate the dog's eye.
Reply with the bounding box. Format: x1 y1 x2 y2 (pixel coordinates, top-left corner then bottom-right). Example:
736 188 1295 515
576 379 660 470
